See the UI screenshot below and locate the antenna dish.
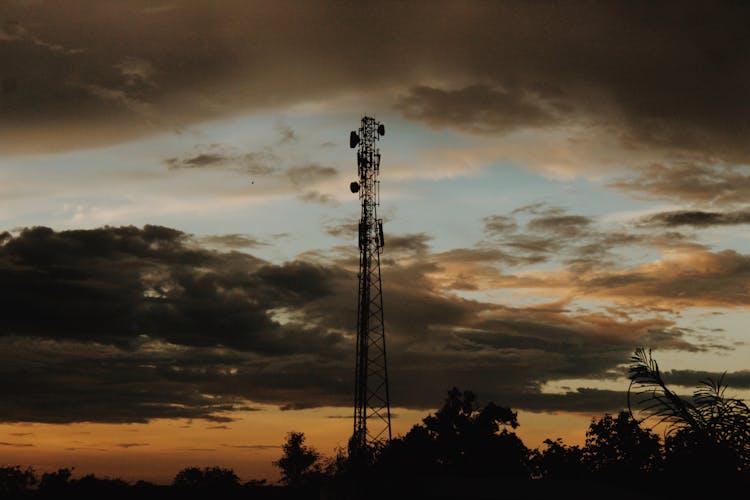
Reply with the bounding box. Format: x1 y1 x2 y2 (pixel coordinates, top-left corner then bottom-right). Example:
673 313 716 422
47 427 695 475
350 181 360 193
378 124 385 136
350 131 360 148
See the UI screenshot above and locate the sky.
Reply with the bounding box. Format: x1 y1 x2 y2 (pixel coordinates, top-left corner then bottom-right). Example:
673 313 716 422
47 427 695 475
2 0 750 483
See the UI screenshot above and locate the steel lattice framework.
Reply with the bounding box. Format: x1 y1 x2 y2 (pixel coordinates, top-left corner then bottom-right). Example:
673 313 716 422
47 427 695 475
348 116 391 454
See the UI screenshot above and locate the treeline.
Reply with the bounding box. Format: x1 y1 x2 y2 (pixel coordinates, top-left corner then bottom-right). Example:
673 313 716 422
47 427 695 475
2 349 749 499
0 466 279 499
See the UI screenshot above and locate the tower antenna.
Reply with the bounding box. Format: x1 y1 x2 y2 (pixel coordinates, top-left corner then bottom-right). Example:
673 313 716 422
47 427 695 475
349 116 391 456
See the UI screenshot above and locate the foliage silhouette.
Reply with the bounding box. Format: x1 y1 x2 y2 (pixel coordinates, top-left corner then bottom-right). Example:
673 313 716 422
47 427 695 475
375 387 529 480
583 411 662 478
72 474 130 498
628 347 750 475
172 466 240 490
37 468 72 495
530 438 585 479
273 431 322 488
0 466 36 498
531 412 661 481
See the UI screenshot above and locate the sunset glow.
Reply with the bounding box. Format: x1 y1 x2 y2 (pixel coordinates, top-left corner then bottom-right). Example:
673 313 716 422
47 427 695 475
2 0 749 484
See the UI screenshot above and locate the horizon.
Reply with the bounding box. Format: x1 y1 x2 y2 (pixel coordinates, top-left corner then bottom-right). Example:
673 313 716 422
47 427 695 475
2 0 750 483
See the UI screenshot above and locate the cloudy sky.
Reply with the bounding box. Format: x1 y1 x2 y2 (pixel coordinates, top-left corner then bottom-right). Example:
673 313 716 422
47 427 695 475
2 0 750 482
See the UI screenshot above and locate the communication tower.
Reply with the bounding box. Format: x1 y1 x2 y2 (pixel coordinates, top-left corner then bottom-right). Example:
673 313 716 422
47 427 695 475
348 116 391 454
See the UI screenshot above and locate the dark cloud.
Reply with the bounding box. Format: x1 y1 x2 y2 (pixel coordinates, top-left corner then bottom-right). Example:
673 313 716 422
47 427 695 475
164 148 278 176
2 76 18 94
167 153 226 168
609 163 750 205
643 208 750 227
377 259 706 414
383 233 432 255
419 247 522 290
286 165 338 187
396 85 558 134
3 1 749 166
198 234 267 249
324 221 359 239
0 225 347 352
165 145 339 204
481 205 706 271
0 441 34 448
0 337 254 423
297 191 336 205
508 389 628 414
242 153 280 177
0 224 719 424
0 225 356 422
434 247 513 264
582 249 750 306
0 18 82 55
483 215 517 235
512 204 565 216
163 141 339 204
221 444 279 450
663 369 750 389
526 215 592 238
115 443 149 448
482 207 605 267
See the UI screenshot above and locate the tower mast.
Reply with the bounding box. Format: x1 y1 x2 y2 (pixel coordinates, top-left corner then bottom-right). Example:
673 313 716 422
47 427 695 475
349 116 391 454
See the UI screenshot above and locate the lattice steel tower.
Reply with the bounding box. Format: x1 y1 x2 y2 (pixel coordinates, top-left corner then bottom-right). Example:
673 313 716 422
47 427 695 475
348 116 391 453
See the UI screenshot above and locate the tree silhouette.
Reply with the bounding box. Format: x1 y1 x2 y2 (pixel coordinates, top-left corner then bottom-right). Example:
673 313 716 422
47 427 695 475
38 468 73 495
374 423 440 479
531 438 585 479
628 347 750 475
173 466 240 491
583 411 662 478
273 431 321 487
422 387 526 476
376 387 528 479
0 466 36 498
44 473 131 500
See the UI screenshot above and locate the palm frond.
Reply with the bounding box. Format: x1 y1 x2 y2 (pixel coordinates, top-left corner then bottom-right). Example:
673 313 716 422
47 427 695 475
628 347 750 471
627 347 700 434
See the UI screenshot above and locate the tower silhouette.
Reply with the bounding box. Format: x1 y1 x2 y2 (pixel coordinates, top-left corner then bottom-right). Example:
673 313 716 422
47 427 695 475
349 116 391 454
